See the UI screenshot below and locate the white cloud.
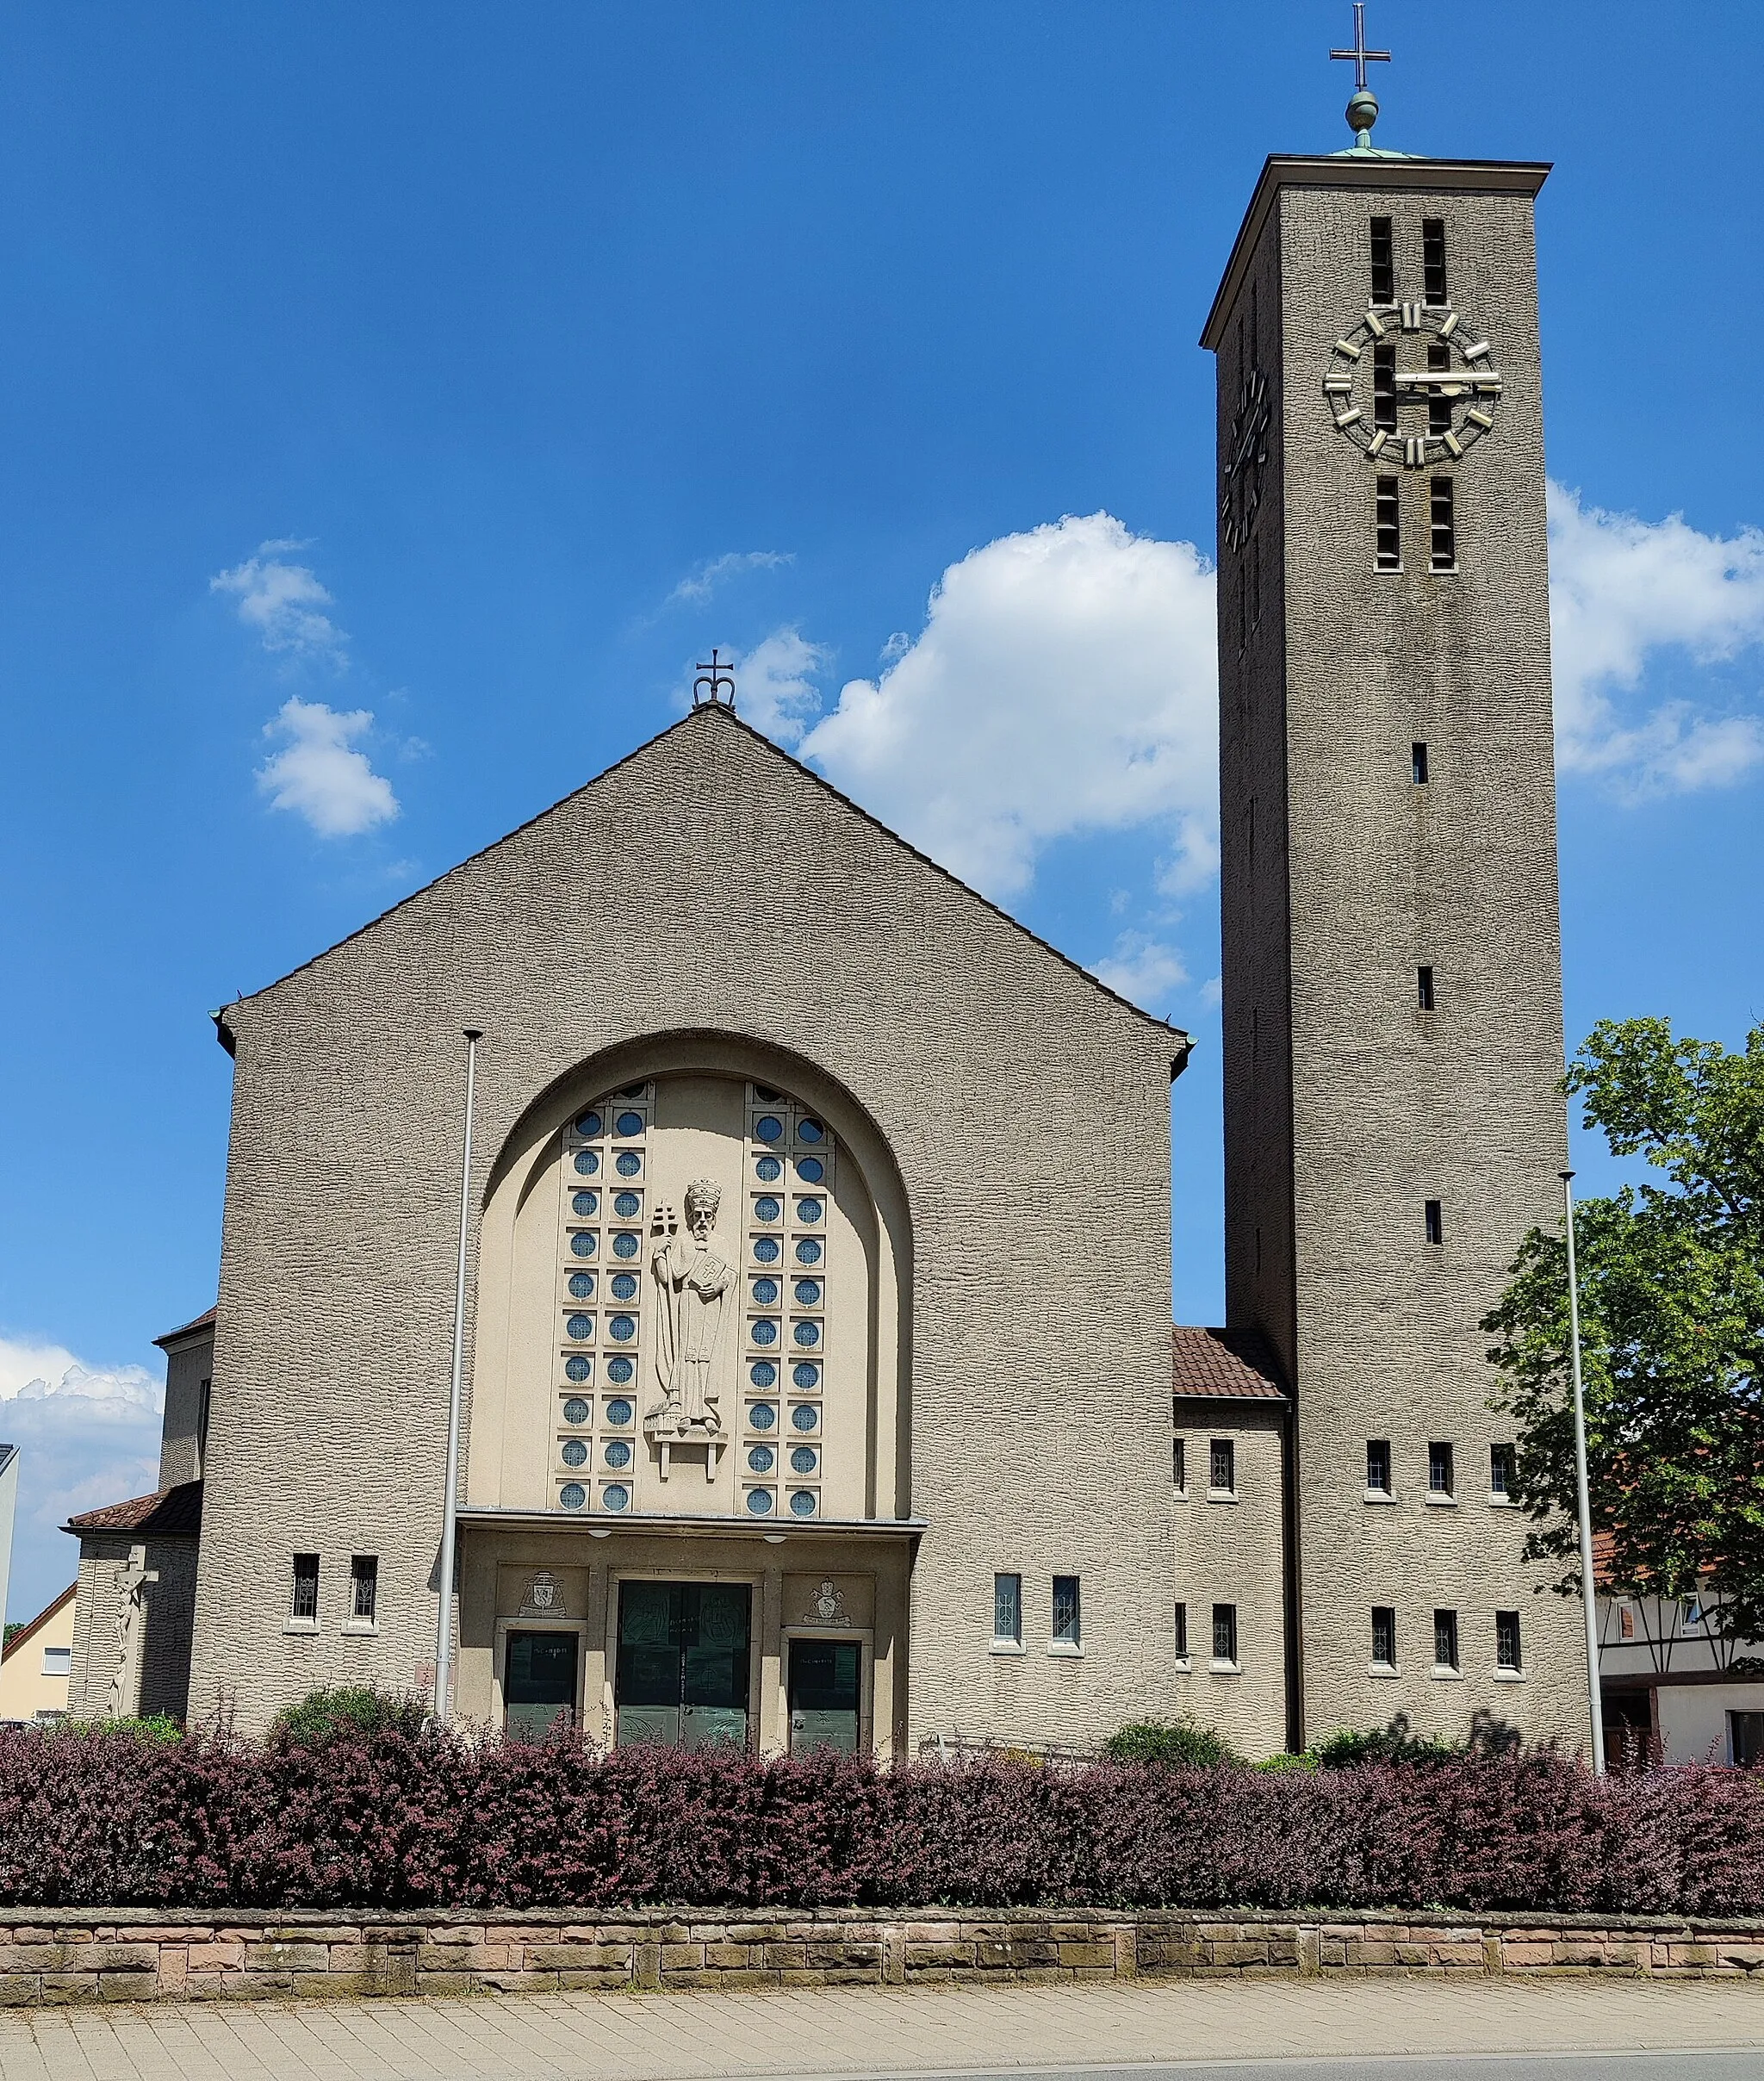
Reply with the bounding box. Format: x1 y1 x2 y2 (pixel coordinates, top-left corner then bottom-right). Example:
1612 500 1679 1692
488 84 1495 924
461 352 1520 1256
1090 932 1189 1010
1548 482 1764 796
0 1336 160 1415
717 628 830 742
257 698 400 837
667 550 794 607
211 546 349 664
793 512 1218 902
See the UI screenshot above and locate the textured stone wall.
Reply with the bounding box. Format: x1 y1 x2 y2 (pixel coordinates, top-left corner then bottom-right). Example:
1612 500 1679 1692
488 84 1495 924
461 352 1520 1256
193 710 1189 1744
1212 165 1581 1748
0 1906 1755 2003
67 1537 198 1723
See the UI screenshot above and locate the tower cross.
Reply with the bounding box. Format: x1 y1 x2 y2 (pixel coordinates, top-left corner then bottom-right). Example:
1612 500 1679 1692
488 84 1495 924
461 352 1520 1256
1329 3 1390 92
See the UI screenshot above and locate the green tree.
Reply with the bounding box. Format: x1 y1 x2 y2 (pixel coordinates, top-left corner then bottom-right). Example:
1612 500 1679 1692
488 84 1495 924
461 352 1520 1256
1482 1018 1764 1643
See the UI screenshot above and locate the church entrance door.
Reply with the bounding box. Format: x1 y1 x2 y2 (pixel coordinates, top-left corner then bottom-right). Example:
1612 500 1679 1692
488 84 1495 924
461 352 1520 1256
615 1581 751 1749
787 1637 860 1753
505 1630 579 1739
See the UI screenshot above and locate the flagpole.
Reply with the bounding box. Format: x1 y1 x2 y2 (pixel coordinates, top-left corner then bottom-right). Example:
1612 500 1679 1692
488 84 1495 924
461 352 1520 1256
1561 1169 1606 1774
435 1028 482 1724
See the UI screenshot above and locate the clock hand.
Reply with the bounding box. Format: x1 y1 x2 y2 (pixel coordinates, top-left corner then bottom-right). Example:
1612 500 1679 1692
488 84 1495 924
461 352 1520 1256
1391 370 1501 394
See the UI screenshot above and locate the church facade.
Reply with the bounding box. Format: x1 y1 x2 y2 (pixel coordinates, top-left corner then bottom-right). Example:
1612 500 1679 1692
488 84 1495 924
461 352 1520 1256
67 130 1588 1759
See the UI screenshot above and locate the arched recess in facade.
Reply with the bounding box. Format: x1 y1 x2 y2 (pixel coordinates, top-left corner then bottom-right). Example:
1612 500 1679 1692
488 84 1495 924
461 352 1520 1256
468 1030 912 1526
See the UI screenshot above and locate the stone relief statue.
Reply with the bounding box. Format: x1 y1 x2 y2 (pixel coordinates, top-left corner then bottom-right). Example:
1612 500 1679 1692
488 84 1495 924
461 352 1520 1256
647 1178 733 1437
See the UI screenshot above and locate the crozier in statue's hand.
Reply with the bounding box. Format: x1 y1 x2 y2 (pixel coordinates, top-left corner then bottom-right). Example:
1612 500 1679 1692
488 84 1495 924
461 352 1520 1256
651 1202 677 1239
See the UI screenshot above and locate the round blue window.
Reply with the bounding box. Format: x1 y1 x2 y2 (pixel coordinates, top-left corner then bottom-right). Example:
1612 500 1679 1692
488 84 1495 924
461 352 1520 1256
792 1362 820 1390
604 1439 632 1469
614 1190 641 1218
570 1232 597 1258
606 1359 634 1386
574 1150 599 1176
575 1111 602 1139
750 1319 779 1346
568 1271 595 1299
749 1360 778 1388
746 1488 774 1515
572 1190 599 1216
791 1403 819 1432
790 1490 817 1517
565 1356 592 1383
793 1278 823 1306
606 1396 634 1425
748 1402 777 1431
793 1320 821 1348
615 1151 642 1177
563 1395 591 1425
561 1438 588 1468
797 1197 823 1223
602 1483 630 1513
753 1236 780 1263
748 1444 775 1473
612 1232 639 1258
798 1119 824 1143
611 1273 638 1300
791 1444 817 1474
560 1482 587 1510
752 1277 780 1305
755 1155 782 1181
794 1239 822 1264
797 1157 824 1183
755 1196 780 1223
566 1313 593 1340
754 1115 784 1143
609 1314 637 1342
615 1111 644 1137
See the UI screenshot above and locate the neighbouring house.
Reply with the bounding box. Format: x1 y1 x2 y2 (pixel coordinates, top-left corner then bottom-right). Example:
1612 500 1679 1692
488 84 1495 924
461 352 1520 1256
1597 1537 1764 1766
0 1584 76 1724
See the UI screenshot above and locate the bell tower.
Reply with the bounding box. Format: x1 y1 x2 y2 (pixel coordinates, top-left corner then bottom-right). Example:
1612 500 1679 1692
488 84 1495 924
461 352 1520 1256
1202 39 1582 1747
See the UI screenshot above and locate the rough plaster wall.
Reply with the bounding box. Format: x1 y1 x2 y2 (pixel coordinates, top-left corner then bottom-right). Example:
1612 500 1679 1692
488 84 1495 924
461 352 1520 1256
190 711 1184 1741
1214 171 1581 1749
158 1332 213 1489
139 1537 199 1722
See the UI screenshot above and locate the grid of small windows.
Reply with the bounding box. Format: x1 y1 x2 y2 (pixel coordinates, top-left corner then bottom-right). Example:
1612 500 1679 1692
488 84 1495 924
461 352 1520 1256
557 1084 651 1513
1375 477 1401 570
742 1085 834 1522
1429 476 1457 569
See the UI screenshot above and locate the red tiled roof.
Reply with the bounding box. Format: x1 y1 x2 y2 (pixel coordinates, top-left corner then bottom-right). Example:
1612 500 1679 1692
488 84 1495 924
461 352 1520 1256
0 1582 75 1663
1171 1326 1288 1401
153 1306 215 1349
64 1481 203 1537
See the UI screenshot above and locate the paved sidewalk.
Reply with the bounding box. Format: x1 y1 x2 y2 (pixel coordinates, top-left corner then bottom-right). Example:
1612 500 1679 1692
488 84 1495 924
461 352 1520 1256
0 1978 1759 2081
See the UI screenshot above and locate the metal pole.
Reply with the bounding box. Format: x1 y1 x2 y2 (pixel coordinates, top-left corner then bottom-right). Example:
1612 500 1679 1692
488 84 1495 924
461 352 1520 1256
435 1028 482 1725
1561 1170 1606 1774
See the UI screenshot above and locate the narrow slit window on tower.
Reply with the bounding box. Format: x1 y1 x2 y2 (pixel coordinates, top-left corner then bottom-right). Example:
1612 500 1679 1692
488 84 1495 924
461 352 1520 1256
1366 1438 1392 1495
1422 217 1447 302
1412 741 1430 785
1172 1436 1187 1493
290 1553 320 1624
350 1554 378 1624
1373 342 1397 431
1434 1608 1460 1673
1371 1606 1397 1669
1174 1600 1189 1664
1370 215 1394 303
1425 1199 1444 1246
1212 1603 1239 1668
1496 1610 1524 1673
1427 341 1452 433
1430 475 1457 570
1376 477 1401 569
1417 965 1435 1010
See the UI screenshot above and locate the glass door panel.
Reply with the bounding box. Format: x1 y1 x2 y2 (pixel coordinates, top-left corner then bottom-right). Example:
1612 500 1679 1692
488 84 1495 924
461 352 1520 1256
788 1637 860 1753
615 1581 751 1749
505 1630 580 1740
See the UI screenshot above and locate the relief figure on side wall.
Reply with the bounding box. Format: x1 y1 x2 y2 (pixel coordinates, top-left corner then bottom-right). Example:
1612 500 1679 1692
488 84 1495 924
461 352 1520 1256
648 1178 733 1436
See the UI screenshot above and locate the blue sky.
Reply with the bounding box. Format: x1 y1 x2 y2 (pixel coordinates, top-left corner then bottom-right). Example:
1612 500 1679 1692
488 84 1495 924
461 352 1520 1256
3 3 1763 1625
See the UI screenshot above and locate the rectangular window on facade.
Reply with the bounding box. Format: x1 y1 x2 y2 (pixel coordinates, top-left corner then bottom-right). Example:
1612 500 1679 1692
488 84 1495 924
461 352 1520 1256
290 1553 320 1624
993 1572 1022 1646
1366 1438 1392 1494
1490 1443 1516 1496
1371 1606 1396 1668
351 1555 379 1624
1422 217 1447 302
1370 214 1394 302
1375 476 1401 570
1052 1575 1081 1648
1495 1610 1523 1672
1417 965 1435 1011
1174 1601 1189 1662
1373 341 1397 431
1209 1438 1236 1494
1425 1199 1444 1246
42 1645 71 1677
1430 476 1457 569
1172 1437 1186 1492
1619 1604 1637 1641
1730 1711 1764 1768
1434 1608 1460 1671
1428 1441 1455 1495
1212 1603 1239 1667
1427 341 1452 433
1412 740 1430 785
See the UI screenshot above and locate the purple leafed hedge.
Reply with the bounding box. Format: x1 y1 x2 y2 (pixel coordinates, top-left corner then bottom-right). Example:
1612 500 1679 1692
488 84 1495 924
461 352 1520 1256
3 1730 1761 1913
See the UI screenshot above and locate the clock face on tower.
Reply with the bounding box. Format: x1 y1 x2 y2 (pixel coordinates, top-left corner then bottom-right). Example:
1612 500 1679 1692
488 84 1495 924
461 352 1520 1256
1221 363 1270 552
1321 301 1504 469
